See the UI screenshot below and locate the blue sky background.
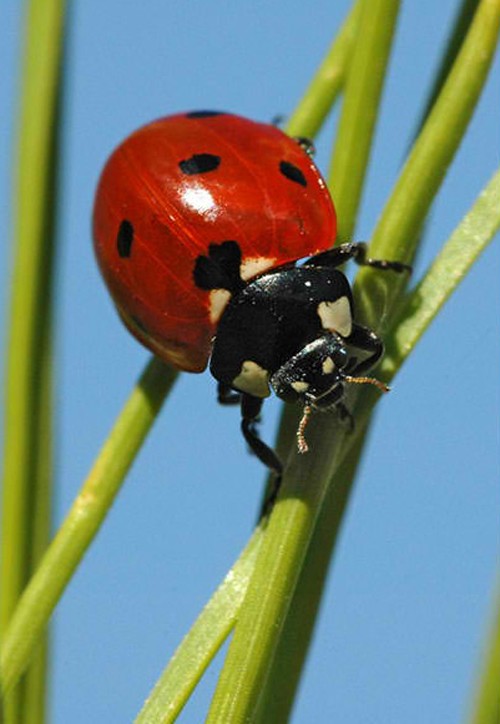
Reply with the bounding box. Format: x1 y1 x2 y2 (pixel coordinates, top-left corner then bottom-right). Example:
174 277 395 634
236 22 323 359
1 1 499 722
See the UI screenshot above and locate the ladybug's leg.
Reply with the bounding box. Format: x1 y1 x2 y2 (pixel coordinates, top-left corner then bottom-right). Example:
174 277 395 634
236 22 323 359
345 323 384 375
240 393 283 518
258 475 282 520
304 242 411 273
240 394 283 475
217 381 241 405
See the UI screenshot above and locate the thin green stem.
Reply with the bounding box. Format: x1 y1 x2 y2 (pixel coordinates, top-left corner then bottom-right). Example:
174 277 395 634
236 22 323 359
381 167 500 380
285 1 362 139
355 0 500 330
136 529 264 724
413 0 481 135
329 0 401 240
1 0 66 720
0 358 176 696
21 307 54 724
472 584 500 724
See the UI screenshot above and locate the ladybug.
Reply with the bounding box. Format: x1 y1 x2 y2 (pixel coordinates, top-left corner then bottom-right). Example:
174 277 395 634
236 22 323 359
93 111 408 509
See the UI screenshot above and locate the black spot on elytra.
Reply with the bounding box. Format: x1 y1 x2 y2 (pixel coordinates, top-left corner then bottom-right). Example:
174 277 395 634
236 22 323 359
179 153 221 175
279 161 307 187
193 240 244 294
186 110 225 119
117 220 134 258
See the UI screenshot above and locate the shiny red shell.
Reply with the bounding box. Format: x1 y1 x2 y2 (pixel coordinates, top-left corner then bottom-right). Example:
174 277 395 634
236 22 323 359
93 111 337 372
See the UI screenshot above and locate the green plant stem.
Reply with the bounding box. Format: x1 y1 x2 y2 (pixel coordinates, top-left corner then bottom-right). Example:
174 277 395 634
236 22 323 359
329 0 401 240
472 584 500 724
285 1 362 139
381 166 500 379
1 0 66 720
205 158 500 721
205 443 346 722
21 310 54 724
355 0 500 331
0 358 176 696
1 0 65 630
258 4 488 715
413 0 482 135
136 529 264 724
254 432 368 723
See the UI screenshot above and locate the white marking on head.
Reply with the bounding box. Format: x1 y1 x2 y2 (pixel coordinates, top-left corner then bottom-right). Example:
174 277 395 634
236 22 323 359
209 289 232 324
233 360 271 398
240 256 277 281
317 297 352 337
291 380 310 393
322 357 335 375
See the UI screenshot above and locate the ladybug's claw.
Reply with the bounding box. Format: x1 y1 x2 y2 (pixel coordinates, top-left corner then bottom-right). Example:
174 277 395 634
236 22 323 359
217 381 241 405
304 242 411 274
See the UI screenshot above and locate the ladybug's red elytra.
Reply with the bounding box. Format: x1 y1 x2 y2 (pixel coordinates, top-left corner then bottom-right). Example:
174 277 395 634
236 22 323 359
93 110 409 513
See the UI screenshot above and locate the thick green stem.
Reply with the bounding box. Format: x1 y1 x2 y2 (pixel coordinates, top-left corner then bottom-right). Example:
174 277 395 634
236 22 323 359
205 161 500 722
254 433 367 723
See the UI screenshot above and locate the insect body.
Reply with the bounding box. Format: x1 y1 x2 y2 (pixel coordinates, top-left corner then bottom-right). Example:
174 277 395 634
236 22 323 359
93 111 408 506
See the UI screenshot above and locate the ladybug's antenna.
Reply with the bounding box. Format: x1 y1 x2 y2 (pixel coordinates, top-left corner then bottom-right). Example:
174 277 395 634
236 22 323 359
296 378 388 454
343 375 390 394
297 404 312 454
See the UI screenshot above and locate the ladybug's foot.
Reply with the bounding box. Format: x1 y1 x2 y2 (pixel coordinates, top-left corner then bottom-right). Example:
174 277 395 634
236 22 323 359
345 242 412 273
305 242 412 274
241 417 283 476
258 474 282 522
354 245 411 273
217 381 241 405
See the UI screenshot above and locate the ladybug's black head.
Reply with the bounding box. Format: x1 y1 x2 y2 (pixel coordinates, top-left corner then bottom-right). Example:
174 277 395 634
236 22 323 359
270 333 349 408
270 331 389 410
